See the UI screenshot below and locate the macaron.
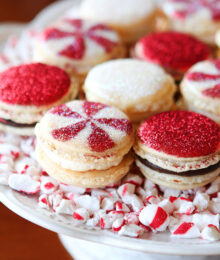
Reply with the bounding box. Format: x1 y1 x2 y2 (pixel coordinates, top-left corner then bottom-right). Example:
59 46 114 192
181 59 220 124
132 31 211 81
134 111 220 190
0 63 78 135
33 18 125 82
83 59 177 123
79 0 158 44
35 100 134 188
161 0 220 45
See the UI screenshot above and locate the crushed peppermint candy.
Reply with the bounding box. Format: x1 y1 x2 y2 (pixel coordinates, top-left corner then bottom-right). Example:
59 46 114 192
2 131 220 240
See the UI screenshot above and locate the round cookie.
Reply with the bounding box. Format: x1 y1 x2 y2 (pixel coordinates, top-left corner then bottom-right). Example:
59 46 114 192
161 0 220 45
79 0 158 44
132 31 211 81
134 111 220 190
83 59 177 123
33 18 125 81
0 63 78 135
35 100 134 188
181 59 220 124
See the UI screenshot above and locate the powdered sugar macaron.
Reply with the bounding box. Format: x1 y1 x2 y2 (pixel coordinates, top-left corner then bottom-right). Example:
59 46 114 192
133 31 211 81
0 63 78 135
35 100 134 188
161 0 220 45
79 0 158 44
181 59 220 124
83 59 177 123
33 18 125 82
134 111 220 189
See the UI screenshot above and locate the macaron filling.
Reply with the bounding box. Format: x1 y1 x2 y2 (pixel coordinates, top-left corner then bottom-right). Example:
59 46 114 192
0 118 36 128
136 155 220 177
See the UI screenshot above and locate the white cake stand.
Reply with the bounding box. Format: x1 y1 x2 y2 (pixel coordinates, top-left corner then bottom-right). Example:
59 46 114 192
0 1 220 259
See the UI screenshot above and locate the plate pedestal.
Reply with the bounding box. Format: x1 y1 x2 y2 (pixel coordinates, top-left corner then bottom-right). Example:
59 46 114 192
59 234 219 260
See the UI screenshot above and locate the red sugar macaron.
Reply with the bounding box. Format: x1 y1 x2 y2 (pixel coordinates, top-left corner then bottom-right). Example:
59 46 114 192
133 32 211 80
138 111 220 158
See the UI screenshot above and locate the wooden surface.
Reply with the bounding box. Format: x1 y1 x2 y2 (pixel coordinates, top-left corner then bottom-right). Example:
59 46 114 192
0 1 73 259
0 203 72 260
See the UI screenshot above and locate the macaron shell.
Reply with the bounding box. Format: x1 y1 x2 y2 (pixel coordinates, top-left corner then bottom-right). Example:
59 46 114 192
36 144 133 188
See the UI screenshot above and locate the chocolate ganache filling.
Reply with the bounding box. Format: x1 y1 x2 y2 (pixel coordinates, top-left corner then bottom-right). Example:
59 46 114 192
0 118 36 128
136 155 220 177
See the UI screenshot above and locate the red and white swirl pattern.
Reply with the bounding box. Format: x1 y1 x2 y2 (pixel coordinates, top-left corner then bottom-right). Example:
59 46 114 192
186 59 220 98
163 0 220 21
41 18 119 60
49 101 132 152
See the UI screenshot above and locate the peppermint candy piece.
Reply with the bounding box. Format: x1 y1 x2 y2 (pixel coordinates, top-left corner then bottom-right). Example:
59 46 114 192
201 225 220 241
139 205 169 232
8 174 40 195
118 224 144 238
171 222 200 238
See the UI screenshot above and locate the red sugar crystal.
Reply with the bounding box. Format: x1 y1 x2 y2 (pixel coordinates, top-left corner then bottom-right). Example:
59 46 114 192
138 32 210 71
138 111 220 157
0 63 70 106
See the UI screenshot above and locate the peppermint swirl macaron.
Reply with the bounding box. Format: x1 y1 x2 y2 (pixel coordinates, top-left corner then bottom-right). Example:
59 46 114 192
35 100 134 188
134 111 220 189
133 31 211 81
0 63 78 135
33 18 125 79
161 0 220 45
181 59 220 124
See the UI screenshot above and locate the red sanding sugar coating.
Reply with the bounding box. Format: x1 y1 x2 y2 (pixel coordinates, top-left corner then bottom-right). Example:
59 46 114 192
0 63 71 106
138 32 210 71
138 111 220 158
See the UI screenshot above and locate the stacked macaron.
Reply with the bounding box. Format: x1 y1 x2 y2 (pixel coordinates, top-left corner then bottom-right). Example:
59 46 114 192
35 100 134 188
134 111 220 189
181 59 220 124
33 18 126 82
0 63 78 135
161 0 220 45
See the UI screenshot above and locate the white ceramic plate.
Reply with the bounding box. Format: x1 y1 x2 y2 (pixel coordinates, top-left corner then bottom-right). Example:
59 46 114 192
0 0 220 256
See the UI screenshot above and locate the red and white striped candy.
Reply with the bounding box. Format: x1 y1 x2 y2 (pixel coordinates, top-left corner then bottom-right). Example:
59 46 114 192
139 205 169 232
118 224 144 238
201 225 220 241
171 222 200 238
0 144 20 159
100 214 113 229
118 183 136 198
192 213 219 231
124 212 139 225
73 208 89 223
112 218 125 232
38 194 50 209
40 176 58 194
115 201 130 212
123 173 143 186
174 197 194 215
8 174 40 195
